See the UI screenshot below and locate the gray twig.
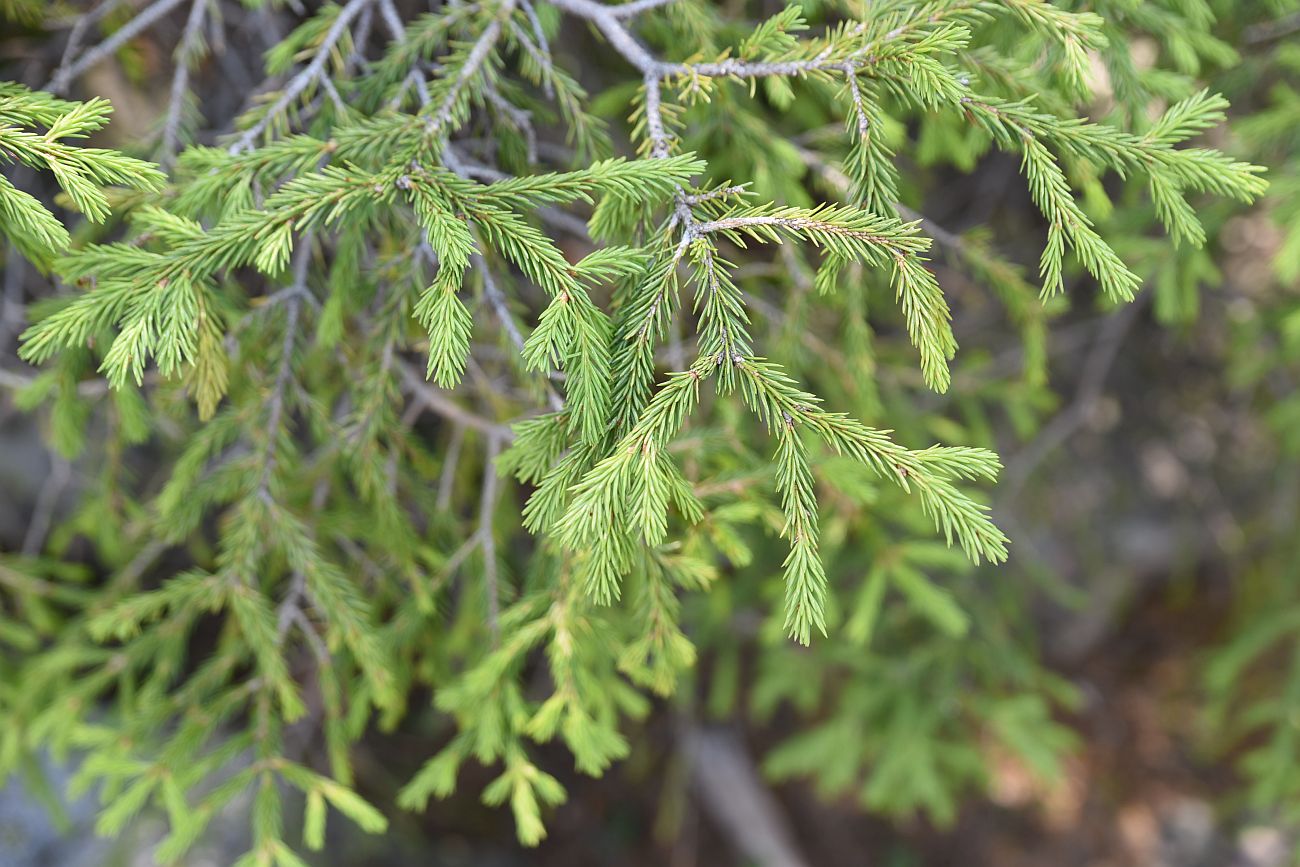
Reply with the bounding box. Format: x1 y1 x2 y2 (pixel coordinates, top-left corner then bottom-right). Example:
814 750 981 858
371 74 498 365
256 240 313 500
515 1 554 96
54 0 126 78
1001 291 1150 499
46 0 189 94
21 456 72 557
479 435 502 640
436 423 466 511
682 727 812 867
1244 11 1300 44
398 362 516 439
1 241 25 357
473 253 566 412
160 0 211 169
606 0 678 17
228 0 376 153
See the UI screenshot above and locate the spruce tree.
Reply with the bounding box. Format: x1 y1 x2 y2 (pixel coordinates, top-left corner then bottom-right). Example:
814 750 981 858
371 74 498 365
0 0 1287 861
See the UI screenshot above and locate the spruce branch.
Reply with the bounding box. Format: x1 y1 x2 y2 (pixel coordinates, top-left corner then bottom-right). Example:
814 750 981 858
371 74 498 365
0 85 163 268
0 0 1279 854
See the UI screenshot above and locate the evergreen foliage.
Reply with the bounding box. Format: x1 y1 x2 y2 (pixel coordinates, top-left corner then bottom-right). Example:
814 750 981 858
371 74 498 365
0 83 163 269
0 0 1288 860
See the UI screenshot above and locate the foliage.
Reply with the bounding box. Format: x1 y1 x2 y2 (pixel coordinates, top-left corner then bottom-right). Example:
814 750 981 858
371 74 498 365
0 0 1289 861
0 83 163 269
1198 2 1300 844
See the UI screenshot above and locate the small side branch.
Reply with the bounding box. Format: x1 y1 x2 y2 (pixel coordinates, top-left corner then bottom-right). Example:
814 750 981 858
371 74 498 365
46 0 188 93
1000 291 1149 499
479 435 502 640
229 0 377 153
425 0 520 136
256 241 312 500
398 362 516 440
160 0 211 169
21 457 72 557
683 727 812 867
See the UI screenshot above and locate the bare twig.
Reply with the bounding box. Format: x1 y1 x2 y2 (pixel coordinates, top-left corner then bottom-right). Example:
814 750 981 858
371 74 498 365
1001 291 1150 499
515 1 554 96
0 367 159 398
276 570 309 640
472 253 526 355
21 456 72 557
1 241 25 357
229 0 377 153
549 0 660 74
53 0 126 78
351 1 376 66
482 79 537 163
1244 11 1300 45
479 435 502 639
682 727 812 867
256 240 312 500
160 0 211 169
379 0 433 106
105 539 169 595
398 362 515 439
436 423 466 511
606 0 678 17
377 0 407 41
438 533 483 584
46 0 190 94
472 253 566 412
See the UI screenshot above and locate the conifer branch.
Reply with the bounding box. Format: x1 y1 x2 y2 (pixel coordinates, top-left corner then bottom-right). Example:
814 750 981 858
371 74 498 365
0 0 1277 853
